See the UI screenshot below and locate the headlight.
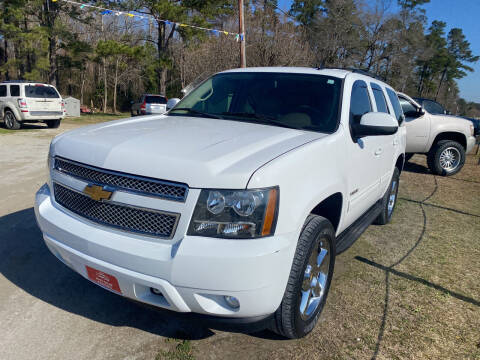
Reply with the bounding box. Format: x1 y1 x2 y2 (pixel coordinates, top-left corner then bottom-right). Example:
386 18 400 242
187 187 279 238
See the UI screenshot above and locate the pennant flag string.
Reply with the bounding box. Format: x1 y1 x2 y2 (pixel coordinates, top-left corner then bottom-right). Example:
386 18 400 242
57 0 244 40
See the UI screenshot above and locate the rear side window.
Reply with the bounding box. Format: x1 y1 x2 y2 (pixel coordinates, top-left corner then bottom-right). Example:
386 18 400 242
0 85 6 97
370 83 389 113
350 80 372 124
145 96 167 104
386 88 403 124
25 85 60 98
10 85 20 97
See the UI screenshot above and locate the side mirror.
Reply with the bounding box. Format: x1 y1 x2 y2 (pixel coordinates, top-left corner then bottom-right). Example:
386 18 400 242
404 107 425 118
166 98 180 111
352 112 398 138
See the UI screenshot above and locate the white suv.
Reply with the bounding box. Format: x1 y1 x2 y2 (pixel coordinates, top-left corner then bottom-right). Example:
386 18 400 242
35 68 406 338
0 81 65 130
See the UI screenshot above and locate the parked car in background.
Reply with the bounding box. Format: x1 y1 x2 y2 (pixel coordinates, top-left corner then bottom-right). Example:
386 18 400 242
80 104 93 114
0 81 65 129
398 93 476 176
131 94 167 116
36 67 406 339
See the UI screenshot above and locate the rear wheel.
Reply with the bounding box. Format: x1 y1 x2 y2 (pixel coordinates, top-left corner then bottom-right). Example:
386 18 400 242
45 120 61 128
271 215 335 339
4 110 21 130
427 140 465 176
374 167 400 225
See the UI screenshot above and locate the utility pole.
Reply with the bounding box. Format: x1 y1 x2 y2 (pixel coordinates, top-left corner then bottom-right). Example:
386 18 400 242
238 0 246 67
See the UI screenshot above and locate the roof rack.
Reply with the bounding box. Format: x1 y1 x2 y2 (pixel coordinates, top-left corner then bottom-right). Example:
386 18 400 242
316 67 385 81
0 80 33 83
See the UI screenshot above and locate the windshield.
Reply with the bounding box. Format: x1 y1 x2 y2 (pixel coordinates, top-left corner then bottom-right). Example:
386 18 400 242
169 72 342 133
25 85 60 98
145 95 167 104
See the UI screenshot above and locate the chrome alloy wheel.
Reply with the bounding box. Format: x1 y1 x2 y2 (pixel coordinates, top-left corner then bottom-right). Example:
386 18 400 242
5 112 15 129
439 147 461 172
299 236 330 320
387 180 398 217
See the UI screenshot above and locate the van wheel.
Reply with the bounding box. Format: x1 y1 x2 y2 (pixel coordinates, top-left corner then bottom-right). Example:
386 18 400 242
271 215 335 339
4 110 21 130
46 120 61 128
374 167 400 225
427 140 465 176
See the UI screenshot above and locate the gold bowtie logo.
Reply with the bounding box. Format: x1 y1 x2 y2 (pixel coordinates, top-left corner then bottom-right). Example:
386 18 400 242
83 184 113 201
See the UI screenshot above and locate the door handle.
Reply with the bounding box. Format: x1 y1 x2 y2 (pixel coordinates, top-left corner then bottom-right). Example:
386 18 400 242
375 148 383 156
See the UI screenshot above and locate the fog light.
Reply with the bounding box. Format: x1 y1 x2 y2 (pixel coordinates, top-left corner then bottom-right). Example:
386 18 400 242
150 287 162 295
224 295 240 309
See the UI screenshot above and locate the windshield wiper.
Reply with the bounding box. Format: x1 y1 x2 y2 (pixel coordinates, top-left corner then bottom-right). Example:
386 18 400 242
169 107 223 119
222 112 303 130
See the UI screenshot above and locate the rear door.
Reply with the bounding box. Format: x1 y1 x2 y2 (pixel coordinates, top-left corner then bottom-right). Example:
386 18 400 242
370 83 398 187
25 84 62 115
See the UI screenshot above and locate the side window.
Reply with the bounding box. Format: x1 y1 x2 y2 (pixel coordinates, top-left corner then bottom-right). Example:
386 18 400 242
350 80 372 124
399 97 416 116
423 100 444 115
370 83 389 113
0 85 6 97
10 85 20 97
385 88 403 124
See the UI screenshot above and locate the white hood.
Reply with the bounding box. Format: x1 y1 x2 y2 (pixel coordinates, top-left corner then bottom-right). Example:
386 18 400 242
52 115 326 188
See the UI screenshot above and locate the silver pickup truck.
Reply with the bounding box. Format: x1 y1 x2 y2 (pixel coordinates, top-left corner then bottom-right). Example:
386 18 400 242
398 93 476 176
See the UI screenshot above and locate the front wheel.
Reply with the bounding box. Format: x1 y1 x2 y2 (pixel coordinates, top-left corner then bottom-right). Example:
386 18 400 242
271 215 336 339
45 120 61 128
427 140 465 176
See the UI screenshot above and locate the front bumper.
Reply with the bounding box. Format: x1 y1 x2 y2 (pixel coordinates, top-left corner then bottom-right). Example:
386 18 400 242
34 184 295 318
19 112 65 121
466 135 476 154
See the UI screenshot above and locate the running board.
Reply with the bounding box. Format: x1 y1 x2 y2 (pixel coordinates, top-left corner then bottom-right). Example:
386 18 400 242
336 201 383 254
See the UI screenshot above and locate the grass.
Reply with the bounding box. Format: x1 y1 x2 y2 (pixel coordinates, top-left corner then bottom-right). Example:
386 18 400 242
63 112 130 125
155 340 195 360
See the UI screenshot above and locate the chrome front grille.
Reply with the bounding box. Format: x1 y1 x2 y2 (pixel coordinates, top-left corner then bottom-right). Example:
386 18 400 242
53 183 179 238
54 157 188 202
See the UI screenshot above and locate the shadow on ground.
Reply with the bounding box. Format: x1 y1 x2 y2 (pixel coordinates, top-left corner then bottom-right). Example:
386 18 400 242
0 208 273 341
402 160 431 174
0 122 48 130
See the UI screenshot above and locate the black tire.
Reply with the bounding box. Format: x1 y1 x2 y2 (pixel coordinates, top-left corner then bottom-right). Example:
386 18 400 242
427 140 465 176
374 167 400 225
271 215 336 339
3 110 21 130
45 120 61 128
405 153 414 162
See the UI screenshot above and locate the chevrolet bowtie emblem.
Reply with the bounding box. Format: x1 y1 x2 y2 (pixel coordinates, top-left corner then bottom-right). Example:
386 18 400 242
83 184 113 202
